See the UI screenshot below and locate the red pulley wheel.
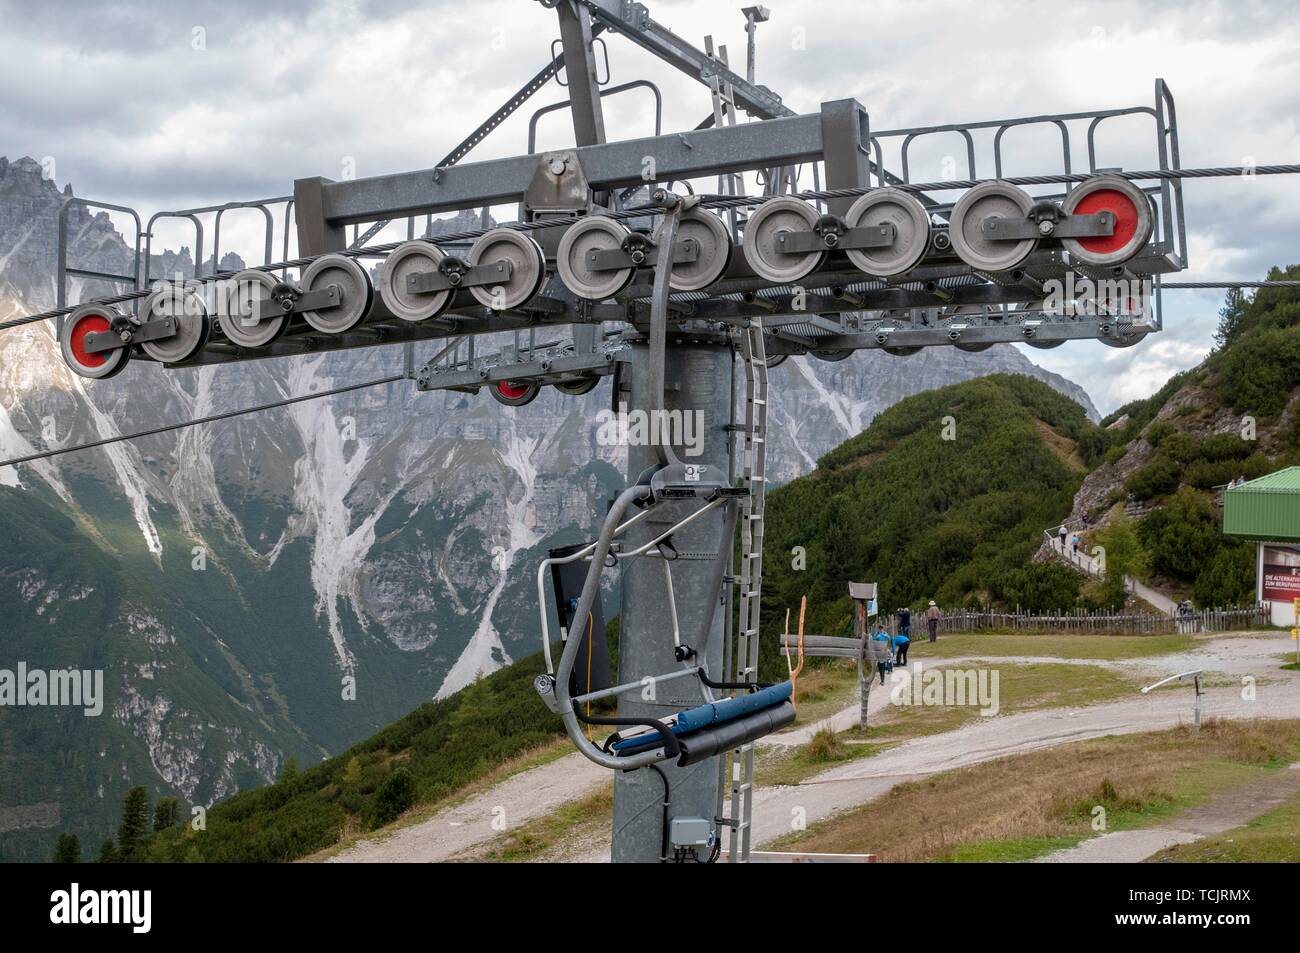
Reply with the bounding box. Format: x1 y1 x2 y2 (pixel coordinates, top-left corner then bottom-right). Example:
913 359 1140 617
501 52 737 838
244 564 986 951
1060 174 1153 267
60 305 131 380
490 380 540 406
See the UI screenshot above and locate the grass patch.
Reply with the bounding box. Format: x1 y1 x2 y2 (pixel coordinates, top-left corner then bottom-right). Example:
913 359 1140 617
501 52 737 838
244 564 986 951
759 729 893 787
467 785 613 863
944 835 1084 863
758 662 1138 787
304 739 573 861
1148 788 1300 862
773 719 1300 862
862 661 1140 742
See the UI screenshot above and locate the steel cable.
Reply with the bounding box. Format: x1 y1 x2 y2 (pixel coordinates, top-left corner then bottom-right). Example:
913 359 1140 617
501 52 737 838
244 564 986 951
6 162 1300 331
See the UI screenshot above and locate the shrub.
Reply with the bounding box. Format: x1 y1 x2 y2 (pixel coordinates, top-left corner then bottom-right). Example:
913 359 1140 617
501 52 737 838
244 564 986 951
1125 457 1181 500
1212 326 1300 418
1144 421 1174 447
1160 432 1202 464
996 563 1082 613
369 767 417 829
1193 543 1257 607
1138 489 1221 583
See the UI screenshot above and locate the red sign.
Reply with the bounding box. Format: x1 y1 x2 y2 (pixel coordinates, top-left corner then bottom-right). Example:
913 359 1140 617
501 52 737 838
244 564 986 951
1263 564 1300 602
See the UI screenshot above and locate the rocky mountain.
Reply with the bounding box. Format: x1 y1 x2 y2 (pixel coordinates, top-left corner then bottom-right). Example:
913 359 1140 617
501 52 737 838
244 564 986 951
0 154 1098 860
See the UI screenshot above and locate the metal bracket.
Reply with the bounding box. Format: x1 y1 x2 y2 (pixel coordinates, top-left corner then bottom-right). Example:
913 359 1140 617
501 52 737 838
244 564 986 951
650 462 733 500
84 316 178 354
982 210 1115 241
588 238 700 271
280 284 342 312
406 258 515 294
775 222 896 254
525 150 593 213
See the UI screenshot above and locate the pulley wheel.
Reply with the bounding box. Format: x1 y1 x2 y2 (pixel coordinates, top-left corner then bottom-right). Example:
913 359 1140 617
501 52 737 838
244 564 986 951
883 346 922 357
380 241 454 322
1099 322 1151 348
468 229 547 311
1096 295 1151 348
60 304 131 380
941 304 996 352
1014 303 1064 349
555 375 601 396
137 285 210 364
1061 174 1153 268
668 208 732 292
742 197 824 283
812 348 852 362
300 254 373 334
221 270 289 348
843 188 931 277
489 380 541 406
948 181 1038 272
556 217 635 300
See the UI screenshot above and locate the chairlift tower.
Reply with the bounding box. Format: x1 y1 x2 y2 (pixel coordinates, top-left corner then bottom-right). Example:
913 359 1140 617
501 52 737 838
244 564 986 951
38 0 1300 863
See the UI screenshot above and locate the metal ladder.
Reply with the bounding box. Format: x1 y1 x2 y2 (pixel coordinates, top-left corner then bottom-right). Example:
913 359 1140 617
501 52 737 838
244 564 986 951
717 314 769 862
705 40 748 239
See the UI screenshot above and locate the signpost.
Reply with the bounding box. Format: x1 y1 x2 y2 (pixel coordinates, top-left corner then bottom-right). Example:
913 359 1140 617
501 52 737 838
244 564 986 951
1141 670 1205 734
1292 598 1299 667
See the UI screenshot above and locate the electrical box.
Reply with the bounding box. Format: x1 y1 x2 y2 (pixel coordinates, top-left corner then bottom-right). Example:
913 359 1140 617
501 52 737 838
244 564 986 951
669 816 712 848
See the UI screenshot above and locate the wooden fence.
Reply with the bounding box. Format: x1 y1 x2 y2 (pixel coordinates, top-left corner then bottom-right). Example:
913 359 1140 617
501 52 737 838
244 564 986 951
890 605 1270 636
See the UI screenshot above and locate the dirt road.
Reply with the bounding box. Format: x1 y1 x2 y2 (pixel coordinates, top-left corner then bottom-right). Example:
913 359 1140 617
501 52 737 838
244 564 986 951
750 631 1300 846
332 633 1297 862
326 751 606 863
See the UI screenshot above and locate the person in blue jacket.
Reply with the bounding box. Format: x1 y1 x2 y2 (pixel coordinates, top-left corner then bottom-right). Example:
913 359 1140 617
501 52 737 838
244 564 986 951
893 626 910 667
871 624 892 685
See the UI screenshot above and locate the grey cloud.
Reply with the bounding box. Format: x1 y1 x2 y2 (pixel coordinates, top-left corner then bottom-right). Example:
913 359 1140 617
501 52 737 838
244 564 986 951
3 0 1297 412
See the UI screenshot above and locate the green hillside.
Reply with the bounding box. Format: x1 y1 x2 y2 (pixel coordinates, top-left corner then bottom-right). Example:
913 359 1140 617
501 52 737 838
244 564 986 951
757 373 1092 679
111 627 615 862
0 484 309 862
1070 267 1300 606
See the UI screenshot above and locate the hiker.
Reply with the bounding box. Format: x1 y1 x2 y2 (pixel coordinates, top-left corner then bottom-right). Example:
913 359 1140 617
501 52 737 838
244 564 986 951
872 624 892 685
926 600 941 642
893 626 910 667
1071 532 1081 555
1058 523 1068 549
897 605 912 642
1081 512 1090 530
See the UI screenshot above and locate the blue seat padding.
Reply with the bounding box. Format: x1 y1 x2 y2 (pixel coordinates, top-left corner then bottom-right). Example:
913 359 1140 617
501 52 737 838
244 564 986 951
612 681 793 754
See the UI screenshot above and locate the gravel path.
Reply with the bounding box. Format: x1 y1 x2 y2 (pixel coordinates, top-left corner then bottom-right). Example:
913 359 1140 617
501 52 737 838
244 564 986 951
331 633 1296 862
763 655 1130 747
750 635 1300 848
326 752 606 863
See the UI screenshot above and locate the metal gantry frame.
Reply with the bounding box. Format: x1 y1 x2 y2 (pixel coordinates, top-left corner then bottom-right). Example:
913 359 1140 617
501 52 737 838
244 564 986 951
36 0 1300 865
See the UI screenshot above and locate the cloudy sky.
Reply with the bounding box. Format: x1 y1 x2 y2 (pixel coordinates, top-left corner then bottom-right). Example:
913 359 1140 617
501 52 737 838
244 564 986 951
3 0 1298 412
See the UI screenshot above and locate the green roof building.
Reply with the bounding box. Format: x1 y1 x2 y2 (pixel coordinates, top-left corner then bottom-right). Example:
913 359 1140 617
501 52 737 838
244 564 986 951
1224 466 1300 626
